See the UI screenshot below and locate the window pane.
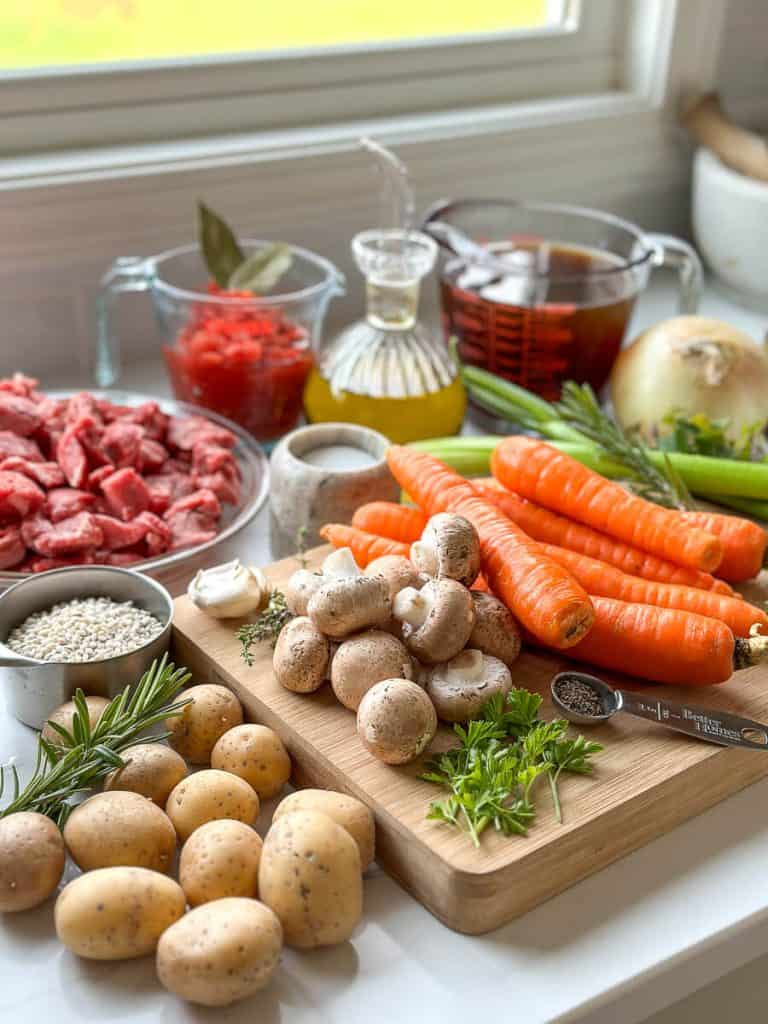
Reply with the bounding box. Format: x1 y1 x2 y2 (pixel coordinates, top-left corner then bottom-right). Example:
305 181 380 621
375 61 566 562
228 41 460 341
2 0 558 70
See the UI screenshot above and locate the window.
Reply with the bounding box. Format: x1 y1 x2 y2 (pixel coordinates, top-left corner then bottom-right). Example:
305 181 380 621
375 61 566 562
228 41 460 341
1 1 627 156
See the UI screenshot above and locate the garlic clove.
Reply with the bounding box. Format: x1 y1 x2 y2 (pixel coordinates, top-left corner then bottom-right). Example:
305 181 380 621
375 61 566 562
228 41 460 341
187 560 269 618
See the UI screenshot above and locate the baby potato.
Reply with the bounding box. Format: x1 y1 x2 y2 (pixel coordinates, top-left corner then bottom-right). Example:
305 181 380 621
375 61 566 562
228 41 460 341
259 810 362 949
179 819 262 906
63 791 177 873
210 724 291 799
165 769 259 842
273 790 375 871
104 742 188 806
42 696 110 748
165 684 244 764
55 866 185 961
0 812 65 912
157 897 282 1007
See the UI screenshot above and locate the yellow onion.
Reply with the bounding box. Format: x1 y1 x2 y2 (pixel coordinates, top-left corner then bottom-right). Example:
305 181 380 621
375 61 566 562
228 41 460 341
610 316 768 440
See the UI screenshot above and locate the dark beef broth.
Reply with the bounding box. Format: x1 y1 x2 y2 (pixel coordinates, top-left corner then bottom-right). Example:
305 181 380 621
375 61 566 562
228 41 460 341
440 242 637 401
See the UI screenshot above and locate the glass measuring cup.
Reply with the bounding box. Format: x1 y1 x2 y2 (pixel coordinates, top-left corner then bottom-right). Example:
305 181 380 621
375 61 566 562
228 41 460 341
96 241 344 442
424 199 703 402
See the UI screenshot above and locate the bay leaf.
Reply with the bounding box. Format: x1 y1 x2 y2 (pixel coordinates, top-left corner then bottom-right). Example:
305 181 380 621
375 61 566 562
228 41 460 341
198 201 245 287
228 243 293 293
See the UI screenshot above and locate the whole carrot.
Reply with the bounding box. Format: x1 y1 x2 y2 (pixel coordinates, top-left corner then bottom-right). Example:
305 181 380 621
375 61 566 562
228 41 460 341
386 446 594 648
679 509 767 582
319 524 409 566
473 480 736 597
492 437 723 573
352 502 427 544
559 596 768 686
539 542 765 637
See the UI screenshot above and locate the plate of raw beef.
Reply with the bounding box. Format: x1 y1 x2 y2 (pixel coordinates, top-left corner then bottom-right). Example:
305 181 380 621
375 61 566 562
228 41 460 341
0 374 269 580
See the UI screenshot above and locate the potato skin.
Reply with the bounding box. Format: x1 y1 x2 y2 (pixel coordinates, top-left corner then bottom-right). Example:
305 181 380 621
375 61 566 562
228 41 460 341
211 724 291 799
165 684 244 764
55 867 185 960
259 810 362 949
42 696 110 748
179 819 262 906
63 791 177 873
0 812 65 912
157 897 282 1007
165 769 259 842
104 743 188 806
273 790 375 871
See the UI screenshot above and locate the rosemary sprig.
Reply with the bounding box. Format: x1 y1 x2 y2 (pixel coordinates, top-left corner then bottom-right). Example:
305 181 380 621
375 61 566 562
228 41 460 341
237 590 293 664
0 655 192 827
555 382 693 508
423 689 602 845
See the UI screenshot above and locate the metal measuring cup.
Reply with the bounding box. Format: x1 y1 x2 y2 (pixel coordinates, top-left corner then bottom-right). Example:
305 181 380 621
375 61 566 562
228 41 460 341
551 671 768 751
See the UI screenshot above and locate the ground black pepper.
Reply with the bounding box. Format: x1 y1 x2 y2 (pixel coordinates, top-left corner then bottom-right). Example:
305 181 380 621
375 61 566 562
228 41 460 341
553 675 607 717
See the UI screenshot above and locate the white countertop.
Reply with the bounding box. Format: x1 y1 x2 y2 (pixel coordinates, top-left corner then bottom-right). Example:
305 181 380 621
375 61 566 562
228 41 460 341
1 277 768 1024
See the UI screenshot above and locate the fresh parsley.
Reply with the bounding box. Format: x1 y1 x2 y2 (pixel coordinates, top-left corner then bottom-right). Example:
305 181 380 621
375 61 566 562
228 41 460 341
423 689 602 846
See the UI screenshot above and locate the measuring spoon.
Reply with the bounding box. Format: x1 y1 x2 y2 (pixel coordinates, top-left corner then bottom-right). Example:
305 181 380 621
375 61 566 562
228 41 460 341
551 671 768 751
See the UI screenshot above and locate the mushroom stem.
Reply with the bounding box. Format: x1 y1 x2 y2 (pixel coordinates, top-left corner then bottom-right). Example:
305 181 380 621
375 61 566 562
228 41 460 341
410 540 438 577
444 649 485 683
393 587 433 628
322 547 362 579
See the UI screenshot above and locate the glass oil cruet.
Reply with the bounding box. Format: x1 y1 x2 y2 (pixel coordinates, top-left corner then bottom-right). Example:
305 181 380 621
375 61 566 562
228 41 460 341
303 140 465 443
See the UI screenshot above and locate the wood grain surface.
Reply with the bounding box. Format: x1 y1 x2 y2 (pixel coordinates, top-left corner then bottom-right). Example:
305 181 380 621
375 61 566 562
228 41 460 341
171 546 768 934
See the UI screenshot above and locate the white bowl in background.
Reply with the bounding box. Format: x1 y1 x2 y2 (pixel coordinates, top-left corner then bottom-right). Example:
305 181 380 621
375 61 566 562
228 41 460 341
692 147 768 309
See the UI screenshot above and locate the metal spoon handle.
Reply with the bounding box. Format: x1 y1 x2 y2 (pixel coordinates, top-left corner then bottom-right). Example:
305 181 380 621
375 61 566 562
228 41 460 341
616 690 768 750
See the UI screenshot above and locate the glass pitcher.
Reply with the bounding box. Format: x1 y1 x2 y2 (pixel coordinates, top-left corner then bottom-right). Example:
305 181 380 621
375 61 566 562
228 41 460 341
303 228 466 443
97 241 344 442
424 199 703 402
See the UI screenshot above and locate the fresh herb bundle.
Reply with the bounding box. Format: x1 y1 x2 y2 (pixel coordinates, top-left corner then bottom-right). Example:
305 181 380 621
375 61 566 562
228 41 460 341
0 655 191 827
423 689 602 846
198 202 293 292
659 412 768 462
237 590 294 664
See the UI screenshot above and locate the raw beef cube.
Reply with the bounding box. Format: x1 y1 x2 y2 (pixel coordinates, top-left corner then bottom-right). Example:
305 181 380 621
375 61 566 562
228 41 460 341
0 393 41 437
0 458 65 490
144 472 195 515
29 553 96 573
166 415 236 451
165 488 221 522
0 471 45 518
103 550 146 566
191 442 240 478
46 487 95 523
56 427 89 489
120 401 168 441
24 512 103 557
0 431 43 463
102 422 144 469
135 510 171 555
194 471 240 506
92 513 147 551
101 468 151 521
166 509 218 551
0 526 25 569
137 438 168 473
66 392 103 426
0 373 39 399
87 464 116 491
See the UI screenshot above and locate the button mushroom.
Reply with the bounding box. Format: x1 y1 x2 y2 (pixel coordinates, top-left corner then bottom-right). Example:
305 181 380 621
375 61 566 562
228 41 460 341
307 576 391 639
410 513 481 588
393 578 475 664
331 630 414 711
321 546 362 579
468 592 522 668
273 617 330 693
425 649 512 723
356 679 438 765
285 569 326 616
364 555 426 601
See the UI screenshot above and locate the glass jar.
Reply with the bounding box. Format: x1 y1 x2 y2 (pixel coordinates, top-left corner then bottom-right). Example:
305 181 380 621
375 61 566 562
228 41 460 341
97 241 344 442
303 229 465 443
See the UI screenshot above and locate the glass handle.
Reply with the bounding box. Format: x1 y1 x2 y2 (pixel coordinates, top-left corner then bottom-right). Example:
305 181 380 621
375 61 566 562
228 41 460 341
95 256 152 387
645 233 703 314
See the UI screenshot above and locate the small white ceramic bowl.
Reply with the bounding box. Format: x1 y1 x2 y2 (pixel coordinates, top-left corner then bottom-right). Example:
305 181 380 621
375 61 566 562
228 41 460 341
692 147 768 309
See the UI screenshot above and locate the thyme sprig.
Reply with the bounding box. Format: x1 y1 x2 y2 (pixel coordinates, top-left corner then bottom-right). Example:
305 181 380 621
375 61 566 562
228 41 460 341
237 590 293 664
423 689 602 846
0 655 191 827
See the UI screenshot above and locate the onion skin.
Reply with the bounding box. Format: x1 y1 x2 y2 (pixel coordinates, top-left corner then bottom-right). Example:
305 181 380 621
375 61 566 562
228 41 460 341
610 316 768 441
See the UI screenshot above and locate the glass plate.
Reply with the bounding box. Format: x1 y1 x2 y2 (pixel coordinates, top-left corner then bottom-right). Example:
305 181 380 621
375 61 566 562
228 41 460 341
0 389 270 585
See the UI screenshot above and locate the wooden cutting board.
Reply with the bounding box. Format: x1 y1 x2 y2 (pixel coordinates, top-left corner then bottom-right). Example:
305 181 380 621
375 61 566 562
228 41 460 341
171 546 768 935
